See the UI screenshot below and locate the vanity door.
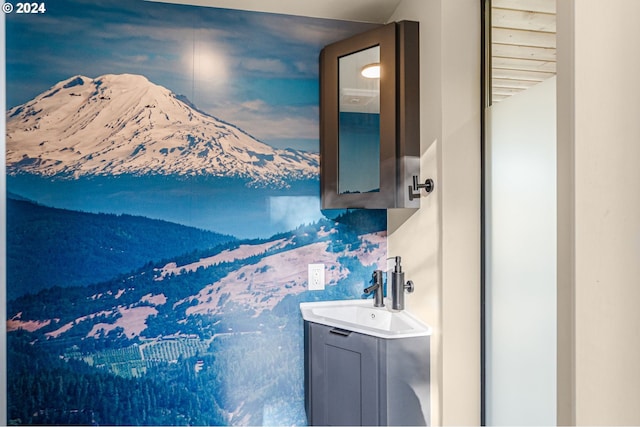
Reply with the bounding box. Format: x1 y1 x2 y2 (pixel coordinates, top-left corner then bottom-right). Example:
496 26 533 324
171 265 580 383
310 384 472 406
306 322 380 426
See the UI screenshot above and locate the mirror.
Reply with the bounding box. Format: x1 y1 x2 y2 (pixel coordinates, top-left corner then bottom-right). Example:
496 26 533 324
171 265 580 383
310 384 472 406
338 46 381 194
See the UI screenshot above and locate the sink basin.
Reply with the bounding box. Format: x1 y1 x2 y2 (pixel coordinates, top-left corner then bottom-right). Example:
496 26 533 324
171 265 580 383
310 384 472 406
300 299 432 339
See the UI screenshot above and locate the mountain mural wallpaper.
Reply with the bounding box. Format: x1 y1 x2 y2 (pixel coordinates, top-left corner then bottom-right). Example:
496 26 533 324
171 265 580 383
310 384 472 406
4 1 384 425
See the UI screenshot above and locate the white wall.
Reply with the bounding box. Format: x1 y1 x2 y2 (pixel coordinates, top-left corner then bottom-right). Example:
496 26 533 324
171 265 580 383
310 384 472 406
389 0 481 425
486 77 557 425
557 0 640 424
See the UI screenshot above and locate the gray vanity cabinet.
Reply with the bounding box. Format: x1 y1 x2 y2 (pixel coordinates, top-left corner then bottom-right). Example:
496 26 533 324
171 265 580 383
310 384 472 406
304 321 430 426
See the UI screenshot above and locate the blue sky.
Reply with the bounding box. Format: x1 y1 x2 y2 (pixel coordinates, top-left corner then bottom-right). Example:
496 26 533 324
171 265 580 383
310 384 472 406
5 0 376 151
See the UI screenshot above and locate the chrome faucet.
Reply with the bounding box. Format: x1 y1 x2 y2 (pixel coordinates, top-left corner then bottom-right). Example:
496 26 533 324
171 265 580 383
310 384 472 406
363 269 384 307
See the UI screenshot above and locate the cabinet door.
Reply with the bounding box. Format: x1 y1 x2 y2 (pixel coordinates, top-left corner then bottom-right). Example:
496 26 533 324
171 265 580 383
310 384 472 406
309 323 380 426
320 21 420 209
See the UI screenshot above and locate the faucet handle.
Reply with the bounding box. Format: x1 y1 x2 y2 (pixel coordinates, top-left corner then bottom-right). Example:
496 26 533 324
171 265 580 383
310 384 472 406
372 269 383 281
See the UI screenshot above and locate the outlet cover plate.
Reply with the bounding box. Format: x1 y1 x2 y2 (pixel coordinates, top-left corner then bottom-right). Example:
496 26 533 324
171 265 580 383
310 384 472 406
308 263 325 291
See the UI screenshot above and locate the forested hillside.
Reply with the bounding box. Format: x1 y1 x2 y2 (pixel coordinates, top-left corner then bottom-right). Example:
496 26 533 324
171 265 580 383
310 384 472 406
6 196 236 300
7 330 227 425
6 208 386 425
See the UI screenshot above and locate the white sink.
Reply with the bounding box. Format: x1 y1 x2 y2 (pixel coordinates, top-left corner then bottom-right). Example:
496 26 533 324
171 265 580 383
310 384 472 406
300 299 432 339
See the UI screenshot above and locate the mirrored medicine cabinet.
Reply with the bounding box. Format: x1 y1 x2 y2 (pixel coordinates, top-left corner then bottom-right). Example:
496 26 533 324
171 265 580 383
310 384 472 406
320 20 423 209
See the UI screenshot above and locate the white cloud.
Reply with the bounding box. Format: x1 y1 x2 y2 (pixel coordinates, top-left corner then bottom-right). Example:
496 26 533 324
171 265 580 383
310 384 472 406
240 58 288 75
204 101 319 142
269 197 323 231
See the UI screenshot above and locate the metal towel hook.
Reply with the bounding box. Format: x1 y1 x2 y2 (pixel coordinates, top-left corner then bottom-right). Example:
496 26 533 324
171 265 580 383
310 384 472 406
408 176 435 201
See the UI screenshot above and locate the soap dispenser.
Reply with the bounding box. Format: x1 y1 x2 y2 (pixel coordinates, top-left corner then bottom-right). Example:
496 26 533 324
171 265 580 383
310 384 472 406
390 256 414 311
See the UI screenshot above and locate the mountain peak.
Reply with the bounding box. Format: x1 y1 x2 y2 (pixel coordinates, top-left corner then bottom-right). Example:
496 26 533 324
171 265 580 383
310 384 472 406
6 74 318 187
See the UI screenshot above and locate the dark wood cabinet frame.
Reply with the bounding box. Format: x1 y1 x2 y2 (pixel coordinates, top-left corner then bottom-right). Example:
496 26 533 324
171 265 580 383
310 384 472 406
320 21 420 209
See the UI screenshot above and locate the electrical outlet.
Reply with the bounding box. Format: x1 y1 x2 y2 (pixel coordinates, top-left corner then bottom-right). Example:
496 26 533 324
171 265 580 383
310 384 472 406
308 263 325 290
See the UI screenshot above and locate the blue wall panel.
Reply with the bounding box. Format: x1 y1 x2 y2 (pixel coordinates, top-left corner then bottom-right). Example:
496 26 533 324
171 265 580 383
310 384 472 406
4 2 384 425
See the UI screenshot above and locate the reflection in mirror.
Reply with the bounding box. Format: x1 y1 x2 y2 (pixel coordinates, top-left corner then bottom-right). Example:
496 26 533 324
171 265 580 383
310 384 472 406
338 45 380 195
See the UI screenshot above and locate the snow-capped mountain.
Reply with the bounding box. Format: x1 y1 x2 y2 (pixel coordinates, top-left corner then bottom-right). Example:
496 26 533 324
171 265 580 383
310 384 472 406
6 74 319 187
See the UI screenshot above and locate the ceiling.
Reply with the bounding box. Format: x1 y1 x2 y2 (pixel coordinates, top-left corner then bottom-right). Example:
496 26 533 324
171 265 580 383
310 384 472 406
491 0 557 103
146 0 400 23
